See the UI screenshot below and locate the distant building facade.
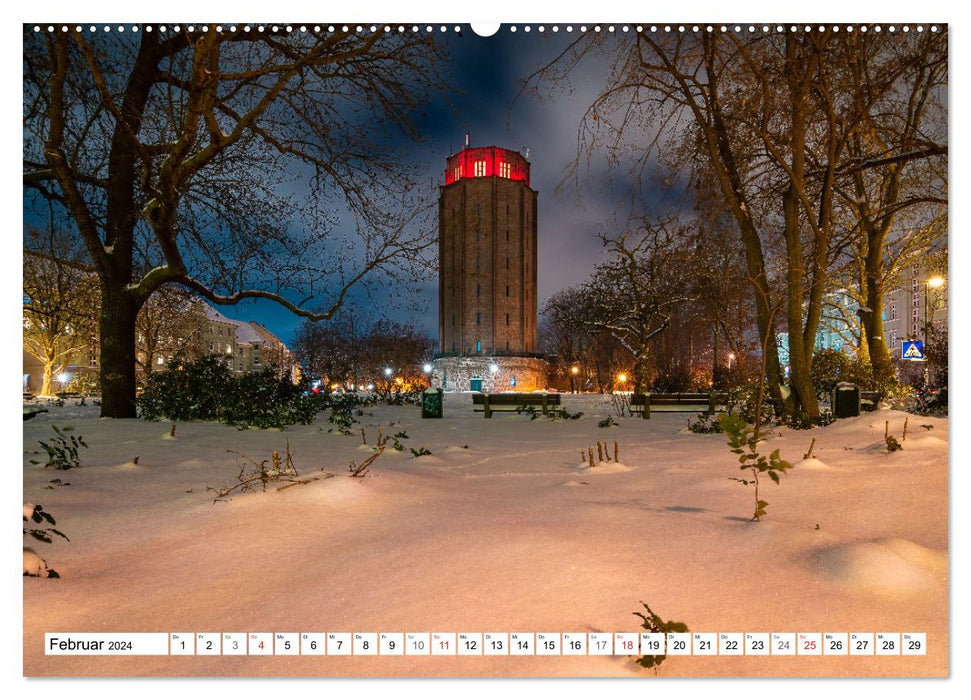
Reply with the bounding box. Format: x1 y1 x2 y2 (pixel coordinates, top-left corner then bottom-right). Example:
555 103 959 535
776 290 861 368
881 262 948 357
431 144 547 391
24 298 294 395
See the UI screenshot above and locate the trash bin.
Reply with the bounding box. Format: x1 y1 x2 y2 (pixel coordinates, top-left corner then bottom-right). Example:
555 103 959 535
421 387 444 419
831 382 861 418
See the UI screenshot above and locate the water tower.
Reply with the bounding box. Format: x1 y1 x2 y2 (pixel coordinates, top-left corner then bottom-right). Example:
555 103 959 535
432 144 547 392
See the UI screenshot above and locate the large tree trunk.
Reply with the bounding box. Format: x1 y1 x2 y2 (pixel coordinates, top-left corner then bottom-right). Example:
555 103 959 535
782 185 820 419
864 231 896 385
98 283 140 418
41 360 55 397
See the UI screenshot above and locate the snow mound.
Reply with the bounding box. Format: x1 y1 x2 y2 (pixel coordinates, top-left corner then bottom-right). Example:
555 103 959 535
810 538 947 597
114 460 142 470
411 455 446 465
578 461 634 474
23 548 50 577
794 457 834 471
901 435 948 449
23 503 35 519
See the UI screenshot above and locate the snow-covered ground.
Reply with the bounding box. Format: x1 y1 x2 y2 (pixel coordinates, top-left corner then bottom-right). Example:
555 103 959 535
22 394 947 677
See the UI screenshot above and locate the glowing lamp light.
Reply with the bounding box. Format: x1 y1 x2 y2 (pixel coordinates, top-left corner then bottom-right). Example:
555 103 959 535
422 363 432 373
57 372 71 385
383 367 393 377
570 366 580 375
366 383 375 391
927 276 945 288
489 363 499 374
395 377 404 385
617 373 627 383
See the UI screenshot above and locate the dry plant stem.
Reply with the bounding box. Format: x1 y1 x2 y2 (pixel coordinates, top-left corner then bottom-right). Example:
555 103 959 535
170 423 176 438
588 447 595 467
804 437 816 459
581 451 586 464
614 441 619 462
349 446 385 477
597 443 604 463
903 417 909 441
885 421 889 440
361 428 367 445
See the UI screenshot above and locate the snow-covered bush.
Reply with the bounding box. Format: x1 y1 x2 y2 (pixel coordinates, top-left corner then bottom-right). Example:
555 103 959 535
686 411 723 433
138 354 323 429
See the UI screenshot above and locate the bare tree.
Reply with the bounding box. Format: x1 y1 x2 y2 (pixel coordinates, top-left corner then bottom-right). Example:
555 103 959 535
24 25 445 417
580 219 691 394
23 233 99 396
527 27 947 417
135 286 206 375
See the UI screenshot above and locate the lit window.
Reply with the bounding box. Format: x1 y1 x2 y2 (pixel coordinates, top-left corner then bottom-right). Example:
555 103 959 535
498 162 511 178
476 340 481 353
510 376 517 387
474 160 486 177
157 356 164 365
453 166 461 181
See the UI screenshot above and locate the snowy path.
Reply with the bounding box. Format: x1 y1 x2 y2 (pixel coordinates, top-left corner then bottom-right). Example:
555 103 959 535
22 395 947 677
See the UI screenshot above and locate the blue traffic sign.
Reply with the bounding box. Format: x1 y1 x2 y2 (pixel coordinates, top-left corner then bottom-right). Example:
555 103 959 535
901 340 925 361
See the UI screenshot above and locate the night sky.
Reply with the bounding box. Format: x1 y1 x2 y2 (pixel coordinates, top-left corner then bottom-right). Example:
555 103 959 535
215 28 670 345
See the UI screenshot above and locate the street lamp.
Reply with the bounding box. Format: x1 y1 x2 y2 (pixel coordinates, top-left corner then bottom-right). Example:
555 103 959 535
727 352 736 371
383 367 393 377
923 275 945 387
422 363 432 374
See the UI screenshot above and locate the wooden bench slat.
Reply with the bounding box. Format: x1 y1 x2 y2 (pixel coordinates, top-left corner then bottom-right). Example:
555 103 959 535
471 393 561 418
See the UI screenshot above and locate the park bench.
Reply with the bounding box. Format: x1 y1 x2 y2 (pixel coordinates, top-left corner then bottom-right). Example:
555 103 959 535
629 392 727 419
472 392 561 419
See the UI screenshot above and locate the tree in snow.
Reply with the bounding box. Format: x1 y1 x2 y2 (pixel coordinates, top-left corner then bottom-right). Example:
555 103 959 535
24 26 445 417
527 27 948 416
23 230 99 396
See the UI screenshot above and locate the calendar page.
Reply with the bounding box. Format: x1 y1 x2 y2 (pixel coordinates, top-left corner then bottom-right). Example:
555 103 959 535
20 2 953 689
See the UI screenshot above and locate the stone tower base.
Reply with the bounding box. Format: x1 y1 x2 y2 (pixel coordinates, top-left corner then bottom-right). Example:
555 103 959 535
431 356 549 393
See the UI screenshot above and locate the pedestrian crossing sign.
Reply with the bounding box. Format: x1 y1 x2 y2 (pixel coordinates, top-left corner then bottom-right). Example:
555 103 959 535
901 340 925 361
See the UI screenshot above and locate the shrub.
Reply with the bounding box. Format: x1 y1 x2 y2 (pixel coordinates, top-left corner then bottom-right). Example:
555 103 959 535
30 425 87 470
719 412 793 522
687 411 723 433
724 383 777 425
782 409 835 430
632 601 688 672
138 355 324 429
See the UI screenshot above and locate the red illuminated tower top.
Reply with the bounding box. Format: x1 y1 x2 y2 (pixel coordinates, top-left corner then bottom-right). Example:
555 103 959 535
444 146 530 187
